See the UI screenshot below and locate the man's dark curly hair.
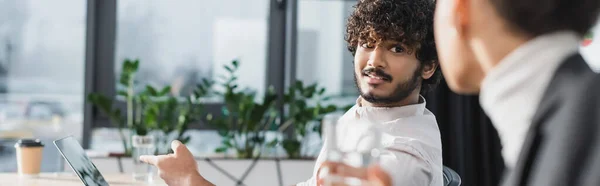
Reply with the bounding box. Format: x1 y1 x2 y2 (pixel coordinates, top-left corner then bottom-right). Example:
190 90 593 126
346 0 440 94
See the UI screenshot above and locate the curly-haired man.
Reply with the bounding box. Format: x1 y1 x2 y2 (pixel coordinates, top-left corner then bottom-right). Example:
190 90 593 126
298 0 443 185
138 0 442 186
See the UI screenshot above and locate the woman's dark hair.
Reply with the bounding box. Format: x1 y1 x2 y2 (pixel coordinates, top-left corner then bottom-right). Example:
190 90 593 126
346 0 440 93
488 0 599 37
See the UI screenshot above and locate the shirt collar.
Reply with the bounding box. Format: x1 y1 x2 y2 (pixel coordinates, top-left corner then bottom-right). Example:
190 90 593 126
480 31 581 117
353 95 427 121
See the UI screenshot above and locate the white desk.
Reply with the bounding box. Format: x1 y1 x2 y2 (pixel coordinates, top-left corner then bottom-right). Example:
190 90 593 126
0 173 166 186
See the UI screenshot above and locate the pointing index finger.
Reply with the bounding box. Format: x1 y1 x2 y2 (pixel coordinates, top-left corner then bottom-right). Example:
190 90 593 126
139 155 158 165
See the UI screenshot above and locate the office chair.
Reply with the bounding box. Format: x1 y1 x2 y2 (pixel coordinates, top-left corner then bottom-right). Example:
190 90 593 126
443 166 461 186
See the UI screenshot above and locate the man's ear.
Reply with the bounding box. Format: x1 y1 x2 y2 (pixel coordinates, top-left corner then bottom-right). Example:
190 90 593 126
421 61 438 80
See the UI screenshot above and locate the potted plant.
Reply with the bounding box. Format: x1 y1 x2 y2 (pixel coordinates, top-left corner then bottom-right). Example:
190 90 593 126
276 81 341 159
87 59 140 156
138 83 207 154
87 59 207 156
207 60 279 159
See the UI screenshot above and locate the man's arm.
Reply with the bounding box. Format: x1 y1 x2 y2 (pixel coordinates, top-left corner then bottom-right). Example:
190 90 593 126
379 147 433 186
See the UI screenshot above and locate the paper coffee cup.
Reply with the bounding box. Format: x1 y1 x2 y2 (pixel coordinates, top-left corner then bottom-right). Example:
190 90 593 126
14 139 44 176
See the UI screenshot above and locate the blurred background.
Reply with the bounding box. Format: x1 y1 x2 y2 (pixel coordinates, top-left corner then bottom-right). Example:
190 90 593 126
0 0 598 185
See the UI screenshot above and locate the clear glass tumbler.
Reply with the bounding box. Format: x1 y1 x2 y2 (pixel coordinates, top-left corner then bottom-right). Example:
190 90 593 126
132 135 156 182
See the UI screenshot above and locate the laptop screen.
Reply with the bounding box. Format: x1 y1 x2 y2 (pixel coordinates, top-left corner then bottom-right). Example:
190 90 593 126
54 136 109 186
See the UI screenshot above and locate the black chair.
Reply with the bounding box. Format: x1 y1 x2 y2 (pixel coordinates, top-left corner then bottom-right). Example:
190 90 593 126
443 166 461 186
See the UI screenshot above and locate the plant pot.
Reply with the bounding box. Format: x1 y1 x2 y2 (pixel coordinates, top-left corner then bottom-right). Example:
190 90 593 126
131 135 156 182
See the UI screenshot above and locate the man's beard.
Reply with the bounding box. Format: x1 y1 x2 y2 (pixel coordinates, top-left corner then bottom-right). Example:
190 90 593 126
354 66 422 104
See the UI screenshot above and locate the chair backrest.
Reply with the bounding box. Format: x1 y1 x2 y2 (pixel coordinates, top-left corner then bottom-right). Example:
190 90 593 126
443 166 461 186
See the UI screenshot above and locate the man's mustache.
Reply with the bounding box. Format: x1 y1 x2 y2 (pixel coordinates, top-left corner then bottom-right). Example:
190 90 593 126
362 67 393 81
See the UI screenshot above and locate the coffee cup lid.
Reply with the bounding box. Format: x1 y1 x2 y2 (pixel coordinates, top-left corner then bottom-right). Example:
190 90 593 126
14 139 44 148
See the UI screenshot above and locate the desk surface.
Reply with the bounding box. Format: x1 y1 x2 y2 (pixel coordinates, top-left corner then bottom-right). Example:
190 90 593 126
0 173 167 186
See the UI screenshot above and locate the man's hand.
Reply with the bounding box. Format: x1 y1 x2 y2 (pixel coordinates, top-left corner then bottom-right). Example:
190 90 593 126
139 140 214 186
365 165 392 186
316 161 391 186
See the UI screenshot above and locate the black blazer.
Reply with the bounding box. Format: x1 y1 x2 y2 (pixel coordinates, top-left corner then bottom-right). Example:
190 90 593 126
501 54 600 186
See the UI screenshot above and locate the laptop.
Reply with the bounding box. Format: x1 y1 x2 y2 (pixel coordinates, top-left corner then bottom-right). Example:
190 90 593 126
54 136 109 186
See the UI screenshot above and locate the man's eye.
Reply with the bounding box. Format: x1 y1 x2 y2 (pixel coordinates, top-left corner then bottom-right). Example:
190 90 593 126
390 46 405 53
361 43 374 48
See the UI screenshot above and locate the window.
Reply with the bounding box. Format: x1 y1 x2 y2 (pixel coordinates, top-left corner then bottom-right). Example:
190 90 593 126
0 0 86 172
90 0 272 155
115 0 270 97
295 0 358 106
283 0 359 157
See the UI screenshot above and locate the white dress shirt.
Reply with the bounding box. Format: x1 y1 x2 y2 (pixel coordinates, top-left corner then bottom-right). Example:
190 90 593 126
479 31 582 169
297 96 443 186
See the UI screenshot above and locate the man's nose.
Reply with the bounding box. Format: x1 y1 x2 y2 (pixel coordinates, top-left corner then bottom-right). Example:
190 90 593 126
367 47 387 68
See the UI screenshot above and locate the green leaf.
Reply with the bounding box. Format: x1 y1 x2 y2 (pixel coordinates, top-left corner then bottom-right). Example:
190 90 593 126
133 59 140 71
159 86 171 96
222 140 233 147
303 84 317 98
144 112 157 128
145 85 158 96
112 109 124 128
202 78 213 87
318 87 326 95
117 90 128 97
179 136 191 144
294 81 304 91
232 60 239 68
217 129 229 137
299 128 307 136
287 86 296 97
266 139 279 147
342 104 353 112
295 100 307 110
87 93 112 112
215 147 228 153
282 139 301 156
119 72 131 85
217 75 229 82
118 77 128 87
224 65 233 73
283 94 292 103
323 105 338 113
195 85 207 97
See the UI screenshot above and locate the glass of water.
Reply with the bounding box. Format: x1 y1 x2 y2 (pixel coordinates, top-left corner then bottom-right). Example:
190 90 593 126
319 113 383 186
132 135 156 182
342 124 383 186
